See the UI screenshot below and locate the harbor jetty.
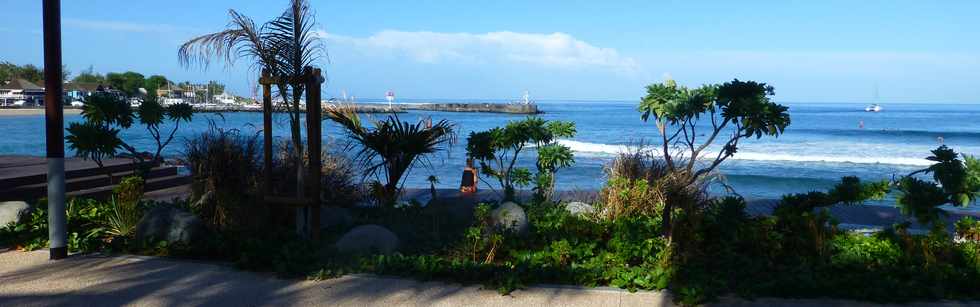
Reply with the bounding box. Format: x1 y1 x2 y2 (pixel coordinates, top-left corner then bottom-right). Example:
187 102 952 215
2 102 538 115
399 102 540 114
191 102 540 114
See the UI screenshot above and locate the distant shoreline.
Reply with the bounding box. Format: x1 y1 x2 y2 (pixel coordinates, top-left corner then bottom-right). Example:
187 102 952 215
0 108 83 116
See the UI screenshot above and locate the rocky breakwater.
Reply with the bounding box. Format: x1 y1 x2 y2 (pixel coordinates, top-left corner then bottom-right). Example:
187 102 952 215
403 103 540 114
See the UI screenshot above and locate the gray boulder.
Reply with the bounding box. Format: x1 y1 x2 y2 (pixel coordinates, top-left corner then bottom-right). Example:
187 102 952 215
491 201 528 235
0 201 30 227
136 206 206 245
564 201 595 217
335 224 399 254
319 206 354 230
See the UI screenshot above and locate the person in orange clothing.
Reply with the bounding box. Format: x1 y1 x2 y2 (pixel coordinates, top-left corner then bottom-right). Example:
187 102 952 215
460 159 478 193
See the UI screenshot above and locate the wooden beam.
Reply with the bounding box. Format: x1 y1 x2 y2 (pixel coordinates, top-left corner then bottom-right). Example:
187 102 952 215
305 66 322 240
263 196 311 208
262 69 273 197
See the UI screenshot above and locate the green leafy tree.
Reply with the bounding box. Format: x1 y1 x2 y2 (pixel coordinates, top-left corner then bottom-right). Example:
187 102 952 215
466 117 576 201
325 105 456 206
66 93 194 177
0 61 17 81
143 75 169 96
776 176 890 216
106 71 146 96
897 146 980 224
72 65 106 84
179 0 324 199
18 64 43 83
0 62 44 83
639 78 790 237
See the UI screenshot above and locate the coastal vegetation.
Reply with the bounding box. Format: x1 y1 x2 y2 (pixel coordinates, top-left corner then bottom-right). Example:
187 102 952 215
638 79 790 240
466 117 576 201
178 0 324 200
0 61 224 101
325 104 457 206
66 92 193 175
0 61 68 83
6 75 980 305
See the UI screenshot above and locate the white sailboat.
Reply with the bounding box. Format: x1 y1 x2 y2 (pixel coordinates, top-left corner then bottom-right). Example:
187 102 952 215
865 84 883 112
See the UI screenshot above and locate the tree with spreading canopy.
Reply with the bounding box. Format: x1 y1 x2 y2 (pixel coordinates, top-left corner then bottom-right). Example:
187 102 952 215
466 117 576 202
66 93 193 177
638 78 790 238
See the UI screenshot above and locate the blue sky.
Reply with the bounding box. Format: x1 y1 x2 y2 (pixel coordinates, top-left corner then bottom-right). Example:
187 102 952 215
2 0 979 103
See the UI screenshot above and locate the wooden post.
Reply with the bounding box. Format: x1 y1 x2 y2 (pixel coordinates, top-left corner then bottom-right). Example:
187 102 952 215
305 67 323 240
261 69 273 197
43 0 67 260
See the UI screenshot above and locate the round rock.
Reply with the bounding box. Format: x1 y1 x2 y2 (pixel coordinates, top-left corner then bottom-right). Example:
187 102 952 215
136 206 206 245
0 201 30 227
320 206 354 230
491 201 528 235
335 224 399 254
564 201 595 217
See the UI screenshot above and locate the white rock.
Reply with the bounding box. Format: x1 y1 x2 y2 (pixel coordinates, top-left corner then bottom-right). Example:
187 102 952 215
491 201 529 235
335 224 399 254
564 201 595 217
0 201 30 227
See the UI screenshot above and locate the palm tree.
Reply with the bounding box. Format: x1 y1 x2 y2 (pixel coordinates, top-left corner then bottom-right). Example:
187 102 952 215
325 105 457 206
427 175 440 200
177 0 323 198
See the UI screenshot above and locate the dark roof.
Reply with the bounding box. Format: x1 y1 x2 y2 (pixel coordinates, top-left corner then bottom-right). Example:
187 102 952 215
65 82 103 92
0 79 43 91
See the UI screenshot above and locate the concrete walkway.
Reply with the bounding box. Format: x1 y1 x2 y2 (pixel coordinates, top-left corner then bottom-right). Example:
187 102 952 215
0 249 977 307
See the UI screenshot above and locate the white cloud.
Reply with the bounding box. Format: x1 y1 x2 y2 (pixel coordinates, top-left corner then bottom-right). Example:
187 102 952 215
319 30 640 74
64 18 194 34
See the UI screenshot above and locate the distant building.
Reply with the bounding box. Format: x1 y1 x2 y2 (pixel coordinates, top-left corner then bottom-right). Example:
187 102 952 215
214 92 236 104
64 82 103 102
0 79 45 107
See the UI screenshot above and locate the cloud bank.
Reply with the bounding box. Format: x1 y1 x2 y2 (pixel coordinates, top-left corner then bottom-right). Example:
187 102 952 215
319 30 639 74
64 18 195 34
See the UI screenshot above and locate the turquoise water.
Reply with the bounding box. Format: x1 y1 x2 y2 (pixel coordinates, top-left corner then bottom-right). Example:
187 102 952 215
2 101 979 201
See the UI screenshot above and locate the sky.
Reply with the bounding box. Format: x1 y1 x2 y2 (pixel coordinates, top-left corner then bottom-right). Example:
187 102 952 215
2 0 979 103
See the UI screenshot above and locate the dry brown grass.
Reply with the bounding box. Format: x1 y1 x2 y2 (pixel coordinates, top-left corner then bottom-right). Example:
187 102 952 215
596 143 710 222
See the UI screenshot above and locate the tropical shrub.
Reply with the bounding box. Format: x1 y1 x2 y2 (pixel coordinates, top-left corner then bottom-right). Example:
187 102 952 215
897 146 980 224
180 0 326 203
775 176 890 215
103 176 145 237
466 117 576 201
183 122 263 230
66 92 193 176
638 78 790 238
326 104 456 206
955 217 980 242
319 150 363 207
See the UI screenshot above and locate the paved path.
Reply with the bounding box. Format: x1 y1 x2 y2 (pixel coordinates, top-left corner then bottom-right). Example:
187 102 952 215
2 249 979 307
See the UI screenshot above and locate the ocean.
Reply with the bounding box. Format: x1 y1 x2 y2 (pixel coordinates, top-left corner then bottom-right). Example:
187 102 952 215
2 100 979 204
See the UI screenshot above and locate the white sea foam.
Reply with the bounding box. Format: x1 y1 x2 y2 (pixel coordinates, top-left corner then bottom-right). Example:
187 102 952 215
557 139 933 166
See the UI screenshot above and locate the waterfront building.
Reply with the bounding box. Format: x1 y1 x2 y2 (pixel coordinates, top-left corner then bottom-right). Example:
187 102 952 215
0 79 45 107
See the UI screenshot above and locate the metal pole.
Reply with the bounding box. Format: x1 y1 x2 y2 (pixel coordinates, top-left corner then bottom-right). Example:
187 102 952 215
43 0 67 260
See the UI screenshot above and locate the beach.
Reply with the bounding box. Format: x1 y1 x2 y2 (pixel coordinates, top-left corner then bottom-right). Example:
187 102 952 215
0 108 82 116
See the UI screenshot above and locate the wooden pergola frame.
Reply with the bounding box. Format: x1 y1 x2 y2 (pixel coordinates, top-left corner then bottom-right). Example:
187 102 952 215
258 67 324 240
